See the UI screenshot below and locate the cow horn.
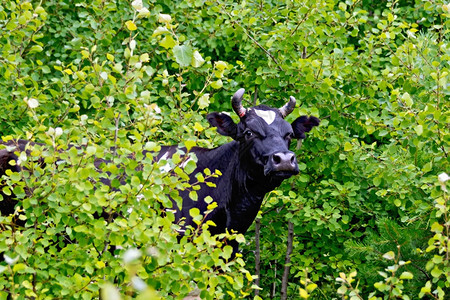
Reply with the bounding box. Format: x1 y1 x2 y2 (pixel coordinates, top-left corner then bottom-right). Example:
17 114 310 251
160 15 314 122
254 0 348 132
279 96 296 118
232 88 246 118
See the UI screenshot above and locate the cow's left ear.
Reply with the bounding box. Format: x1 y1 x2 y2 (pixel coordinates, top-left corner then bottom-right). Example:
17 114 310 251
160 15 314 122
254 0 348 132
291 116 320 139
207 112 238 139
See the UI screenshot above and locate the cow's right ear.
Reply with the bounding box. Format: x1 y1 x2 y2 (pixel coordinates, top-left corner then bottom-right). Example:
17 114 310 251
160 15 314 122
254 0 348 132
207 112 238 139
291 116 320 139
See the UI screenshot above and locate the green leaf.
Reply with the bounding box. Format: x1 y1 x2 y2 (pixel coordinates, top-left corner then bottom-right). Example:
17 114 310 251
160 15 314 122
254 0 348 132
338 2 347 11
422 161 432 173
300 287 309 298
344 142 353 151
399 271 413 279
191 50 205 67
366 125 375 134
86 146 97 156
125 20 137 31
222 245 233 260
184 140 196 151
0 265 7 273
374 281 388 291
29 45 43 54
388 13 394 22
173 44 193 67
373 176 382 187
159 35 177 49
198 93 210 109
382 251 395 260
13 263 26 272
432 255 443 264
431 222 443 233
193 122 204 132
152 26 170 37
2 186 11 196
183 159 197 174
401 92 413 107
189 207 200 218
336 285 347 298
215 61 227 71
414 125 423 136
430 266 442 278
158 13 172 23
101 283 121 300
211 79 223 89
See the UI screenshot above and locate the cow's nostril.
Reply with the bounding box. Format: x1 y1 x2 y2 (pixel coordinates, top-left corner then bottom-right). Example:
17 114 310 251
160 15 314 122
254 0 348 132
273 154 281 165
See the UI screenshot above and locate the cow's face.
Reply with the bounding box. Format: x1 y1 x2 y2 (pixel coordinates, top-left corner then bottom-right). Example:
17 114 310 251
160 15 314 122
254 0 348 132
207 89 320 180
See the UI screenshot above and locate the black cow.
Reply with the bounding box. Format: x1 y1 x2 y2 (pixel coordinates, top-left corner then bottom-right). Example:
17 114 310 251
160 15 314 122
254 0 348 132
0 88 319 252
156 88 319 245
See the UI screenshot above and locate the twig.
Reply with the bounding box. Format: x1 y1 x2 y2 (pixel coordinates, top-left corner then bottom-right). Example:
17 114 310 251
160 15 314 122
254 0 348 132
281 221 294 300
254 218 261 296
217 2 284 71
113 112 121 157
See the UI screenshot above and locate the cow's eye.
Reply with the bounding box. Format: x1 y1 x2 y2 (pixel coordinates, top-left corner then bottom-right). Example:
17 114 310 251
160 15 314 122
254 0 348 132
244 130 254 139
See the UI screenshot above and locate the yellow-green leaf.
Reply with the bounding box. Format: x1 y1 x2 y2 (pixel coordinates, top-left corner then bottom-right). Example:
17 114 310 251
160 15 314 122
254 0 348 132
159 35 177 49
193 122 204 132
211 79 223 89
400 271 413 279
383 251 395 260
401 92 413 107
344 142 353 151
215 61 227 71
430 266 442 278
198 93 210 109
431 222 443 233
388 13 394 22
299 288 309 298
306 283 318 292
414 125 423 136
125 20 137 31
184 140 196 151
81 50 90 59
152 26 170 37
191 50 205 68
158 13 172 23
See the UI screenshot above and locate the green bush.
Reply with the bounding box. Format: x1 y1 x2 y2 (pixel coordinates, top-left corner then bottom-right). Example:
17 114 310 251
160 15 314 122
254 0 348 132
0 0 448 299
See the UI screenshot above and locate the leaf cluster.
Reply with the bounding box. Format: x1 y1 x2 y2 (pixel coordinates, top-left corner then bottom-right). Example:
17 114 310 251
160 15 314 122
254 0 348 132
0 0 449 299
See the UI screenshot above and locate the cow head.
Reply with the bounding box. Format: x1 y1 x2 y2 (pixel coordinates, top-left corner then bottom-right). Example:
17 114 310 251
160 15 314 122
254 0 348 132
207 88 320 180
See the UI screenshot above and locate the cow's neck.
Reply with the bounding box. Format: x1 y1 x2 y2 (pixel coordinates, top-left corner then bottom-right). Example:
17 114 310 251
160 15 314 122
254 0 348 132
206 141 283 234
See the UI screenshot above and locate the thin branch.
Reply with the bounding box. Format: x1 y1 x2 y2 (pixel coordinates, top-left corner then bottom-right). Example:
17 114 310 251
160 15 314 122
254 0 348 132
240 27 284 71
254 218 261 296
113 112 121 157
217 2 284 71
280 221 294 300
288 6 313 37
271 255 277 298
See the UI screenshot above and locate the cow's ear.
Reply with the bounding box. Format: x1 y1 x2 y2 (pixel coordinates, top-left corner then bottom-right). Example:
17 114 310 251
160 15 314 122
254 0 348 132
291 116 320 139
207 112 238 139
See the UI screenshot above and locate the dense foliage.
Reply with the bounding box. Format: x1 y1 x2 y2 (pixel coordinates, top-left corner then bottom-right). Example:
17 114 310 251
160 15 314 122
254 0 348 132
0 0 448 299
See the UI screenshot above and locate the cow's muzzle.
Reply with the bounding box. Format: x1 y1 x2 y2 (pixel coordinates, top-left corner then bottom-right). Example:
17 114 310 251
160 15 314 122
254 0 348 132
264 151 299 177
